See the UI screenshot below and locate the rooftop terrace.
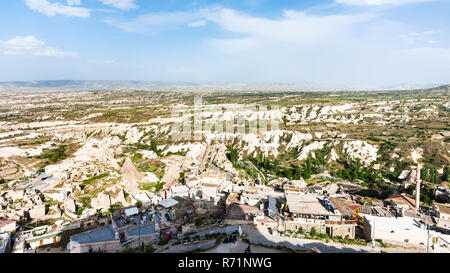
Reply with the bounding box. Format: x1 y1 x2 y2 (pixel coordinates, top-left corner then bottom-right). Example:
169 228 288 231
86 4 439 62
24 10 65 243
70 225 117 244
286 194 339 216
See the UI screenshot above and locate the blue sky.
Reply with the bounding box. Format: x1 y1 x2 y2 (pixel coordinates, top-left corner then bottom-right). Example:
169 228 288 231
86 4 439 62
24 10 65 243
0 0 449 86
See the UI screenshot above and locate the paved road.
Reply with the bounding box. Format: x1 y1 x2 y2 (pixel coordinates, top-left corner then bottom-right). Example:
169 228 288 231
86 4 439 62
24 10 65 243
159 239 216 253
163 225 435 253
205 239 283 253
245 225 427 253
180 226 240 238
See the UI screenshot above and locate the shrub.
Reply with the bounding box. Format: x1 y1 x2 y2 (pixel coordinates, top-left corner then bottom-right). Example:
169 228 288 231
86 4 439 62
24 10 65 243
145 244 156 253
157 238 168 245
310 227 318 237
75 206 84 215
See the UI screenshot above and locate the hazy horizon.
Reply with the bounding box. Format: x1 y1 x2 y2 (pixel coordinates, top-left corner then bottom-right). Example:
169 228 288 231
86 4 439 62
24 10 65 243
0 79 446 92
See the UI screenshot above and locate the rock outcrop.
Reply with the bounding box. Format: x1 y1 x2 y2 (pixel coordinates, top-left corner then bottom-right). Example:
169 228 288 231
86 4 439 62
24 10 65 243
122 157 141 195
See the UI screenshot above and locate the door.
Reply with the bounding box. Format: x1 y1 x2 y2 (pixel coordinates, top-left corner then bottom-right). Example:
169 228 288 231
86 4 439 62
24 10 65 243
40 240 43 246
326 227 331 237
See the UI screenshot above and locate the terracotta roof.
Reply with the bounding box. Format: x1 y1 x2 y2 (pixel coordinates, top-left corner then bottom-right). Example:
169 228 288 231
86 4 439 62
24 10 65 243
348 205 361 211
0 219 16 228
385 194 416 208
329 197 357 217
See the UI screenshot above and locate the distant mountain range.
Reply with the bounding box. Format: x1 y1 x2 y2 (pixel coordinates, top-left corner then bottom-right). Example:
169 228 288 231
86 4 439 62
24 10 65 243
0 80 444 92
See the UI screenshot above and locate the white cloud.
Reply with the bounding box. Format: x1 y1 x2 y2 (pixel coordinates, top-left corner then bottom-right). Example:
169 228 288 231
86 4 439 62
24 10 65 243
335 0 441 6
0 35 77 57
25 0 91 17
195 8 450 85
188 20 207 27
0 35 44 54
202 8 375 50
67 0 81 5
101 6 450 85
105 11 201 33
100 0 137 10
107 7 374 40
33 48 77 57
400 29 442 44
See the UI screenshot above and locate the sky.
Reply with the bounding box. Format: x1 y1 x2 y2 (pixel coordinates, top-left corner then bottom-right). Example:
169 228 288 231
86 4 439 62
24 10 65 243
0 0 449 87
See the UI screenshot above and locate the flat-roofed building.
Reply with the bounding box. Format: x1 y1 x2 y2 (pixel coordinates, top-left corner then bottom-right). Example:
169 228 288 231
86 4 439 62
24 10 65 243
170 185 190 198
185 168 227 189
69 225 120 253
284 184 303 195
328 197 360 219
435 219 450 235
363 215 450 247
10 225 63 251
224 203 262 225
284 194 356 239
253 196 279 229
385 194 416 211
201 184 220 200
0 219 17 233
25 230 63 250
436 203 450 221
132 193 151 205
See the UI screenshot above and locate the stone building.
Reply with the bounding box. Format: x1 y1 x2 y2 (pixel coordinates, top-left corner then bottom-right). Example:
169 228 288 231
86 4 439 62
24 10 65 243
284 194 356 239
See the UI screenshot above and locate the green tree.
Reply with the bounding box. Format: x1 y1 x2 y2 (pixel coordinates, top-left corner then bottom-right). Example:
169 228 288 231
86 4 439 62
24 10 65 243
431 168 439 184
443 166 450 182
226 145 239 165
421 166 430 181
150 139 158 153
422 194 432 206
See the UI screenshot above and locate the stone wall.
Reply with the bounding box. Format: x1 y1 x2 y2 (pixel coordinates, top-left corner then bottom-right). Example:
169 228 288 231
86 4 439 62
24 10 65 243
69 239 120 253
285 221 356 239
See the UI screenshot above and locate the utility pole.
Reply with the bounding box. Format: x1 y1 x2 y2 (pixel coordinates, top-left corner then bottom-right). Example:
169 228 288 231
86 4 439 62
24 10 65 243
416 163 422 211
